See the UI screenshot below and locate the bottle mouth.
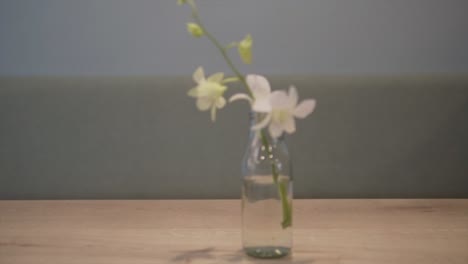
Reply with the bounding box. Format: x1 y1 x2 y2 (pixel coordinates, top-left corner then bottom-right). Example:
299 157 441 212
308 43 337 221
248 111 287 142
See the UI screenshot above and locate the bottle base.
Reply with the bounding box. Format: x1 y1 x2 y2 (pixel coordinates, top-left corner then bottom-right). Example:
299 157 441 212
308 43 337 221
244 246 290 259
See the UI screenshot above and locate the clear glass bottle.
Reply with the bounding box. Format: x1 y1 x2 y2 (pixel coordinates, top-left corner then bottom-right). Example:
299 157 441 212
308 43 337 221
241 113 293 259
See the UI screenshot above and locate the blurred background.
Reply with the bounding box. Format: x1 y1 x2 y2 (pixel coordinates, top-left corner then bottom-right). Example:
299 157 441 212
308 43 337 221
1 0 468 75
1 0 467 199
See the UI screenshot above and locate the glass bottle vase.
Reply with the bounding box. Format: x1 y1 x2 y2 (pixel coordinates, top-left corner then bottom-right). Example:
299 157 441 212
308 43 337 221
241 113 293 258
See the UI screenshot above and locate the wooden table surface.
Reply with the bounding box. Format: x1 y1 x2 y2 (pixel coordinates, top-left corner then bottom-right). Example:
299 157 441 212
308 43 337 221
1 199 467 264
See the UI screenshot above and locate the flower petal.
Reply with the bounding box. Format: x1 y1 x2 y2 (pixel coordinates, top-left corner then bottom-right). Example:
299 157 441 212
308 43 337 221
293 99 316 118
229 93 253 104
252 98 272 113
269 121 284 139
216 97 226 108
246 75 273 112
187 88 198 97
251 113 271 131
283 116 296 134
207 72 224 83
246 75 271 98
196 97 212 111
288 86 298 107
193 67 204 83
270 90 290 109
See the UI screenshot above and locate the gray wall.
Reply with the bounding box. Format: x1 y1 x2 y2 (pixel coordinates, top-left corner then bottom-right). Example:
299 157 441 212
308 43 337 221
1 1 467 199
1 76 467 199
1 0 468 76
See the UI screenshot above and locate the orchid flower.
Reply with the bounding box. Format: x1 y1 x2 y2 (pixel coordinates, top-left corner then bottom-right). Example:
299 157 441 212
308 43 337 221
230 75 316 138
260 86 316 138
188 67 228 121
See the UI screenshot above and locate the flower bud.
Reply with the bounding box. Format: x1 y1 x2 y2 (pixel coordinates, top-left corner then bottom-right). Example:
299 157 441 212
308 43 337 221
238 34 252 64
187 23 204 38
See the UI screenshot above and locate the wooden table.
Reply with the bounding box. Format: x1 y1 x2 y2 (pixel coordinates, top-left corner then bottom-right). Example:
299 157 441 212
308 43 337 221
1 200 467 263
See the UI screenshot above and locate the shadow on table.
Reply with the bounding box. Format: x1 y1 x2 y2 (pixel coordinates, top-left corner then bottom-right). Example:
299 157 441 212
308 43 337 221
171 247 314 263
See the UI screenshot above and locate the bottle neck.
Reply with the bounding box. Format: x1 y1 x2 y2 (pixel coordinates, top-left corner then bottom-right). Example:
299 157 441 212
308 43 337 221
248 112 285 145
244 112 291 180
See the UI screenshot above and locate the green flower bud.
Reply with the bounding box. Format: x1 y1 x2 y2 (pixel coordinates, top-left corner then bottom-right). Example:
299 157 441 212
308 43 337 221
238 34 252 64
187 23 204 38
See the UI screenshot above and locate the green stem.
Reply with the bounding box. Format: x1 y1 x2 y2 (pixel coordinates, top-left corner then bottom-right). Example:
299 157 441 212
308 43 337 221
261 130 291 228
278 181 291 228
191 6 291 229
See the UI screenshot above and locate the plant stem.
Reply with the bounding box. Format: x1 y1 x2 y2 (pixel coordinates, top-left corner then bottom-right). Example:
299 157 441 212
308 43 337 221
259 125 291 228
278 180 291 228
191 7 291 229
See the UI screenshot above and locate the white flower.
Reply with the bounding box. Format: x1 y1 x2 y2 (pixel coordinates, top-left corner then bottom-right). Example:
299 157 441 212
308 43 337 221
188 67 227 121
229 74 316 138
260 86 316 138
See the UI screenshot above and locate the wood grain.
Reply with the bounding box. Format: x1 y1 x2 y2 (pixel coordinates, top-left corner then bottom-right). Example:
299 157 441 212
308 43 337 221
0 200 467 263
